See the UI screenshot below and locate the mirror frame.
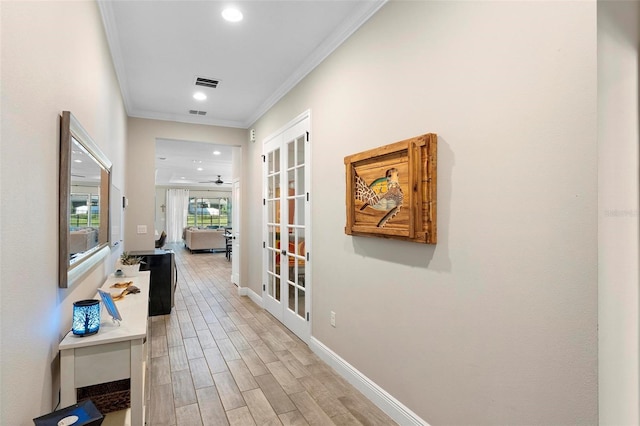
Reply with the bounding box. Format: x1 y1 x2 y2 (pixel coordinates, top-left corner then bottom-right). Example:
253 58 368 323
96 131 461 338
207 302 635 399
59 111 112 288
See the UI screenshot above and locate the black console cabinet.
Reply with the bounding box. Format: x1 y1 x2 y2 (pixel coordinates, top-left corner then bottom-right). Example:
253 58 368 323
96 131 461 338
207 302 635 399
130 249 176 316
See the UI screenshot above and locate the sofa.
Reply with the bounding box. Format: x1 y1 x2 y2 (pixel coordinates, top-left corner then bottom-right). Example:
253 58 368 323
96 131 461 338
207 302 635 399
69 228 98 255
184 228 226 252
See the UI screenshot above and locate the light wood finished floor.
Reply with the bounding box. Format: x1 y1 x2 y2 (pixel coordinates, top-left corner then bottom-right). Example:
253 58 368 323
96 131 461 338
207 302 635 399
104 244 396 426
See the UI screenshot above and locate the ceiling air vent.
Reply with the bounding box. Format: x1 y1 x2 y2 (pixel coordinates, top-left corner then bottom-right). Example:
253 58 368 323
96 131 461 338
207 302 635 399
194 77 219 88
188 110 207 116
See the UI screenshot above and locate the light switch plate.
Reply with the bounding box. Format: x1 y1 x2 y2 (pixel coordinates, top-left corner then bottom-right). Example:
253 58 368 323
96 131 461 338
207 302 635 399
137 225 147 234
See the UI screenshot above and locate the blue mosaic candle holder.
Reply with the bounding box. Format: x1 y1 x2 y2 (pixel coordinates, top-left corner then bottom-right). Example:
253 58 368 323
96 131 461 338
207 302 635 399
72 299 101 336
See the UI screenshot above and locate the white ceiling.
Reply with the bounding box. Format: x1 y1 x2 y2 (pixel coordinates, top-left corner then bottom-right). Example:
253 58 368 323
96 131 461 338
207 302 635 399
98 0 385 187
155 138 234 188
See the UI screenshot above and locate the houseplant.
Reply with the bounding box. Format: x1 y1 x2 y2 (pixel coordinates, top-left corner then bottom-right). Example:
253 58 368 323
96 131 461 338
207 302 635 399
117 252 144 277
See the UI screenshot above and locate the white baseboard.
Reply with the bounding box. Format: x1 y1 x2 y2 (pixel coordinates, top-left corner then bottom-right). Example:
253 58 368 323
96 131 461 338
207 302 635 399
248 288 263 306
309 337 429 426
236 290 423 423
239 286 263 307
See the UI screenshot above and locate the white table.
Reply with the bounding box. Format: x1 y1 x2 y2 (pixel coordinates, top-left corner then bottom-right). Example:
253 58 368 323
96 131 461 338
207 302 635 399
59 271 150 426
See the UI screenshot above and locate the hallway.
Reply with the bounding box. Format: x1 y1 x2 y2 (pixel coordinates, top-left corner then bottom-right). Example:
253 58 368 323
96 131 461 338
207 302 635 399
108 244 396 425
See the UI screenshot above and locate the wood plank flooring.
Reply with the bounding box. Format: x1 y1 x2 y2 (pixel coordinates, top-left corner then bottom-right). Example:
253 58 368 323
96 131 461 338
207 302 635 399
105 244 397 426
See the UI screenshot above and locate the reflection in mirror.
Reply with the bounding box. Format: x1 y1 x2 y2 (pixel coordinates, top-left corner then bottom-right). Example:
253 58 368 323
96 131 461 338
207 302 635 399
60 112 112 288
70 137 102 256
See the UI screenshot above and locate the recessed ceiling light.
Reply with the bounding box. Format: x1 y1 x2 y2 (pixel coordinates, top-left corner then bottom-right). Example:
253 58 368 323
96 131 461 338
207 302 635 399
196 167 204 171
222 7 243 22
213 151 221 155
74 159 82 163
192 160 202 163
193 92 207 101
181 177 186 179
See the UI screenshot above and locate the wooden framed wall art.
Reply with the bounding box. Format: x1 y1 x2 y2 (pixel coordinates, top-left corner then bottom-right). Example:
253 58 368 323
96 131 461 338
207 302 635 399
344 133 437 244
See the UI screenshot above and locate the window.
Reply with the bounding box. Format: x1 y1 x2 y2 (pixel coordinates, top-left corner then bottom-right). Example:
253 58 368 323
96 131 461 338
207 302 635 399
187 196 231 228
70 193 100 229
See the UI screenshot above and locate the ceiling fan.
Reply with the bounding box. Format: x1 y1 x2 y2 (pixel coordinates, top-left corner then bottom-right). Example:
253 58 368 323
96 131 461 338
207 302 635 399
199 175 229 185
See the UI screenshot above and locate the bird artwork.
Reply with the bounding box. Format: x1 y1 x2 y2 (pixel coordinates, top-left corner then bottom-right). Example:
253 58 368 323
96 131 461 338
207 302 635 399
345 134 437 243
354 167 404 227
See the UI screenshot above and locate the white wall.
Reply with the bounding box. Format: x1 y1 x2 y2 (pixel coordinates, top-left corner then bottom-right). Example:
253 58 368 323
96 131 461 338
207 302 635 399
248 1 597 423
0 1 127 423
598 1 640 424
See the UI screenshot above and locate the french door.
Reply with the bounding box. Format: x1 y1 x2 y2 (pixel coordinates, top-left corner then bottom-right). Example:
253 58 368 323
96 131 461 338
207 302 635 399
263 112 311 343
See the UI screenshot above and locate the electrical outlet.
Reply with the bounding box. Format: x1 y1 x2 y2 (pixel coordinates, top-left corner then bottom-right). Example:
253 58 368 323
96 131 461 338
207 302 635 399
330 311 336 327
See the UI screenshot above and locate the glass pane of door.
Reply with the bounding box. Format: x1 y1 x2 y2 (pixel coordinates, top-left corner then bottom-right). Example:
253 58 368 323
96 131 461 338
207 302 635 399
284 135 306 320
266 147 281 302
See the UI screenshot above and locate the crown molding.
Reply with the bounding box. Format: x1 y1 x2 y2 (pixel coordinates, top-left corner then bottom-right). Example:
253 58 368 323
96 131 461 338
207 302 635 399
97 1 133 115
245 0 387 127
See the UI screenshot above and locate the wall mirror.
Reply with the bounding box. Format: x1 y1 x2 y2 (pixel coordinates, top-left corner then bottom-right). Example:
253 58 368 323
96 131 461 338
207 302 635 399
59 111 112 288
